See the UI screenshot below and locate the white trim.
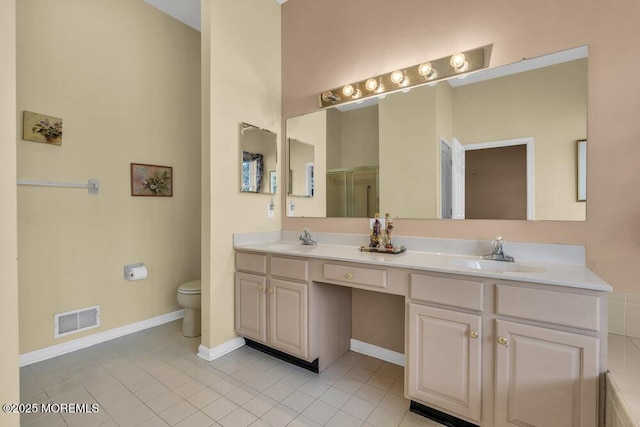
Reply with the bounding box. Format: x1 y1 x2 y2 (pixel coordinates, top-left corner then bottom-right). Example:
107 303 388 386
20 310 184 367
464 137 535 220
197 337 246 362
350 339 405 367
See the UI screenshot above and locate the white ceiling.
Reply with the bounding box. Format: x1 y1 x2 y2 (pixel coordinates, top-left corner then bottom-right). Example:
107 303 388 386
143 0 288 32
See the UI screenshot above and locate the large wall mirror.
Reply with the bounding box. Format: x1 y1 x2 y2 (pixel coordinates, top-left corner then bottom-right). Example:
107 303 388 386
240 123 277 194
285 46 588 221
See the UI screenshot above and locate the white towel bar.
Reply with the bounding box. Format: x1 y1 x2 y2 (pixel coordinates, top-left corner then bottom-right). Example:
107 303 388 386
17 179 99 194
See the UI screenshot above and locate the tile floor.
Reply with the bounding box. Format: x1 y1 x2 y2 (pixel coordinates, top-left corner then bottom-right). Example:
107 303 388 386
20 320 444 427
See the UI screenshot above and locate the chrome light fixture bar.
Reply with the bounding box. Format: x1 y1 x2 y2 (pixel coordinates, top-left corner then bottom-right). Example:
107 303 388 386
319 45 492 108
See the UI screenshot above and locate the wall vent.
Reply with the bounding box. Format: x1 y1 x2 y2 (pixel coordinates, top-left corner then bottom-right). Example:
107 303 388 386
54 305 100 338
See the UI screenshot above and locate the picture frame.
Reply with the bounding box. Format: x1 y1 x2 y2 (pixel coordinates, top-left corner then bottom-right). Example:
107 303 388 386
269 171 277 193
130 163 173 197
23 111 63 146
577 139 587 202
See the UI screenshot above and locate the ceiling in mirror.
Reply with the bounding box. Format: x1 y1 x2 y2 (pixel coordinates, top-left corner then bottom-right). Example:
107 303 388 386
286 46 588 221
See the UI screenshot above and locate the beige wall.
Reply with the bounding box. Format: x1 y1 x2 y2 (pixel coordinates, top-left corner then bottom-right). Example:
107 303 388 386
1 0 20 423
16 0 201 353
286 110 325 217
453 59 587 220
201 0 281 350
379 86 439 218
337 106 379 169
282 0 640 295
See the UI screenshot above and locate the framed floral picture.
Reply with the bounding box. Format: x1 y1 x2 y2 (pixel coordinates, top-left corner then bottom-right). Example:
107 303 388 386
23 111 63 146
130 163 173 197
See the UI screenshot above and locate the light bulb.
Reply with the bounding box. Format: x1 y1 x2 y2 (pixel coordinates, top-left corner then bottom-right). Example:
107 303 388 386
342 84 354 97
418 62 433 77
450 52 466 70
374 82 385 94
365 78 378 92
321 91 337 103
399 76 410 87
352 88 362 99
390 70 404 84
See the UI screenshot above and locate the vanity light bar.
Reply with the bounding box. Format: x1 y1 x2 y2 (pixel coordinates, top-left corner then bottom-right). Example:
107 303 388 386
319 45 493 108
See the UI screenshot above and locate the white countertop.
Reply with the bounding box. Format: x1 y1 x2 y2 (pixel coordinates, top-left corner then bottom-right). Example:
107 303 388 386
234 241 612 292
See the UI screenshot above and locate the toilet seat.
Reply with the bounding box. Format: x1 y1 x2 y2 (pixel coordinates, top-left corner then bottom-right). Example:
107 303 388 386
178 280 201 295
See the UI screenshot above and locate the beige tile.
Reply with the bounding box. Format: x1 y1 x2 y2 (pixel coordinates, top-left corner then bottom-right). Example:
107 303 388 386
342 395 376 420
326 410 364 427
302 399 338 425
251 357 279 372
402 411 439 426
263 363 294 381
263 381 295 402
318 386 352 408
389 378 405 397
159 400 198 425
118 372 158 393
146 391 183 413
346 366 375 383
202 397 239 421
244 393 277 417
114 404 156 427
298 379 330 398
210 377 242 395
261 403 298 427
84 377 120 396
378 392 410 416
227 384 259 405
610 291 627 303
219 407 257 427
92 384 132 406
39 371 76 389
136 414 171 427
249 419 270 427
245 373 278 392
50 386 91 404
135 382 171 402
159 372 193 389
324 360 353 377
366 406 403 427
281 390 316 412
355 384 386 405
339 351 365 367
609 301 626 334
101 394 143 418
367 373 395 391
376 362 404 380
187 387 222 409
174 379 207 399
44 379 83 399
399 415 438 427
232 366 263 383
357 356 384 372
174 410 215 427
280 371 312 389
288 414 323 427
627 303 640 337
333 376 364 395
317 369 343 385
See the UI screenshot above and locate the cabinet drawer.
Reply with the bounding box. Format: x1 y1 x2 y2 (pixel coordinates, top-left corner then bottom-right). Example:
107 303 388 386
323 263 387 289
410 274 484 311
271 257 309 282
496 285 601 331
236 252 267 274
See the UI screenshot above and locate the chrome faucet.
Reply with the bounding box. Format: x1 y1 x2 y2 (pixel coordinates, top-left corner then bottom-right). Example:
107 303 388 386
299 228 317 245
483 236 514 262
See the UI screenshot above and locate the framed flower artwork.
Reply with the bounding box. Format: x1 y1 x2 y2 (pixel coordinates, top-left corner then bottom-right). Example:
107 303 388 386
130 163 173 197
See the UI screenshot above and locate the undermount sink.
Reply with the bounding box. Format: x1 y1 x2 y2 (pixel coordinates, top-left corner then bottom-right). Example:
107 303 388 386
450 258 543 274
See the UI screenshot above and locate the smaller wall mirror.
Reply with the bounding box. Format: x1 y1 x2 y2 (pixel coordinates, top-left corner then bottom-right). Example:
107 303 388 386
240 123 277 194
288 138 314 197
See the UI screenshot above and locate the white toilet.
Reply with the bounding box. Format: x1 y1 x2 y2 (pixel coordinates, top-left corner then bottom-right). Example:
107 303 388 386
177 279 201 337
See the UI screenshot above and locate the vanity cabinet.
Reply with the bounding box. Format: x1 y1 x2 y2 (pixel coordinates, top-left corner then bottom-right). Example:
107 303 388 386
494 320 598 427
235 251 352 371
407 303 482 422
407 272 605 427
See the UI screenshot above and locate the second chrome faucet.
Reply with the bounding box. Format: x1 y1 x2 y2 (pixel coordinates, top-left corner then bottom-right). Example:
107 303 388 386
483 236 514 262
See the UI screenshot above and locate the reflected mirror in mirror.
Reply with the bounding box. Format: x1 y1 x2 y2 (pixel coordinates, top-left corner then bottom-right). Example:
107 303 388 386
288 138 314 197
285 46 588 221
240 123 277 194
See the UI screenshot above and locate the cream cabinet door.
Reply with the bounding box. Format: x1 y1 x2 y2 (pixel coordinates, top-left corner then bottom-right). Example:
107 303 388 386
268 278 308 359
235 272 267 343
495 320 599 427
407 303 482 423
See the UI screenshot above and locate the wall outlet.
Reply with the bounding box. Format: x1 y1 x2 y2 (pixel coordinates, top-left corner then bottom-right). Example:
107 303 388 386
267 203 274 218
288 202 295 216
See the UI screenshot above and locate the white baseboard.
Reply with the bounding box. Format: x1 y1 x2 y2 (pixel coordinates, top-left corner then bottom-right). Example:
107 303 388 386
19 310 184 367
197 337 246 362
350 339 405 367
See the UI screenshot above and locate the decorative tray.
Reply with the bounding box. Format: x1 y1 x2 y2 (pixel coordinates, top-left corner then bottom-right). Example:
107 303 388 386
359 245 407 254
